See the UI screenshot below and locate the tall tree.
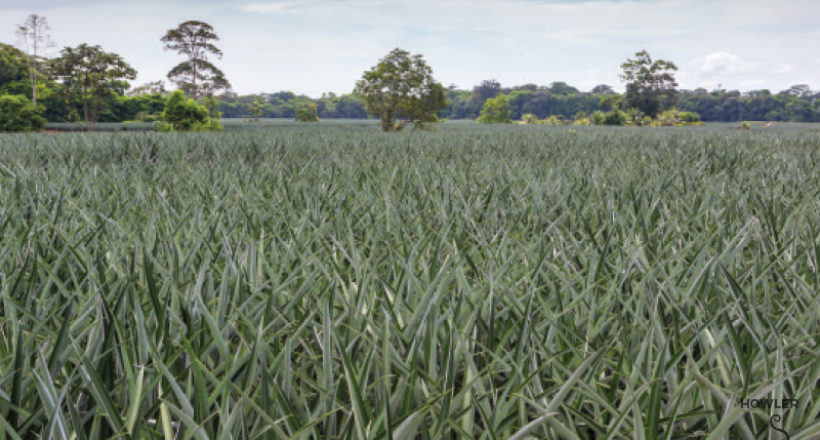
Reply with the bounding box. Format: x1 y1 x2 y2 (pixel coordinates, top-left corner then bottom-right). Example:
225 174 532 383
50 44 136 130
619 50 678 117
354 48 447 132
16 14 53 106
161 20 230 100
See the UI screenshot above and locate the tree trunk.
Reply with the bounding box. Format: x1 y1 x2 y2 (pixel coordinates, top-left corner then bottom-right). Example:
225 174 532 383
32 23 38 107
192 57 198 100
381 109 394 132
82 76 90 131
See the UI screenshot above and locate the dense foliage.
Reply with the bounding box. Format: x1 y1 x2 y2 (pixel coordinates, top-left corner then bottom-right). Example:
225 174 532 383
1 123 819 438
159 90 222 131
354 48 447 131
0 44 31 95
294 102 319 122
476 94 511 123
49 43 137 130
620 50 679 117
0 94 45 132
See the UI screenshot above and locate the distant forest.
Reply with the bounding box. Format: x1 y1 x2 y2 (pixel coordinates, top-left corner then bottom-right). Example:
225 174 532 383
218 81 820 123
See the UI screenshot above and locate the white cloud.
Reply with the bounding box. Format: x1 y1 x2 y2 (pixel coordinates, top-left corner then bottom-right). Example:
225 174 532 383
240 2 304 14
680 52 807 90
687 52 758 77
771 63 795 74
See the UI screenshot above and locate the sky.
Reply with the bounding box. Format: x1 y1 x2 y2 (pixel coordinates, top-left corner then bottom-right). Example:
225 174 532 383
1 0 817 97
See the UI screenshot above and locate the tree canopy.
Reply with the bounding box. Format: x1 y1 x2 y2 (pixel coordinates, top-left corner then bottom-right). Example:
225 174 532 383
354 48 447 132
0 94 45 132
161 20 230 100
477 95 512 124
50 43 136 130
620 50 679 117
0 44 29 93
159 90 222 131
294 102 320 122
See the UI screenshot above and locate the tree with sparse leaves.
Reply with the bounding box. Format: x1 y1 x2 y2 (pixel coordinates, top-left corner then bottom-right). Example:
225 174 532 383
16 14 53 107
161 20 230 100
354 48 447 132
620 50 678 117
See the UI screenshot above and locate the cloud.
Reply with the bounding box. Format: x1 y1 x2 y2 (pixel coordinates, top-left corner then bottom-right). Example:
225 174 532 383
679 52 808 91
240 2 304 14
687 52 758 77
684 52 798 80
771 63 795 74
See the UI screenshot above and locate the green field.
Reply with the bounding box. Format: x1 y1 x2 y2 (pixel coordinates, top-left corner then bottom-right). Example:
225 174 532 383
1 124 819 439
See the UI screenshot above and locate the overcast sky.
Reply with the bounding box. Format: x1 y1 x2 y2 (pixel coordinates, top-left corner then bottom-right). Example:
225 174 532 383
1 0 817 97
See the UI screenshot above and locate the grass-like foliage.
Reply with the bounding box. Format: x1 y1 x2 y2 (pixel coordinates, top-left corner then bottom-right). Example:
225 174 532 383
0 123 819 439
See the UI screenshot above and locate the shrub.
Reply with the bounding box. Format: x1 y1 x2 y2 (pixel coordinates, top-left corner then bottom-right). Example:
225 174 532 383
543 115 563 125
521 113 540 125
655 109 704 126
477 95 512 124
626 108 645 126
295 102 320 122
602 110 627 126
0 95 45 132
135 111 160 123
158 90 222 131
678 111 701 123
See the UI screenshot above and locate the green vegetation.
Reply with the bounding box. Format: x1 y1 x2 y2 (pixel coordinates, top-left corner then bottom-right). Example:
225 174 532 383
1 123 819 438
602 109 628 125
477 95 512 124
294 102 320 122
620 50 679 117
520 106 704 127
0 94 45 132
158 90 222 131
49 43 137 130
355 48 447 132
0 44 30 95
246 99 265 122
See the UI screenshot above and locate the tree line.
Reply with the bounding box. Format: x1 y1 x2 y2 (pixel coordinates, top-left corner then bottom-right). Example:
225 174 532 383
206 82 820 125
1 15 819 133
1 17 229 131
